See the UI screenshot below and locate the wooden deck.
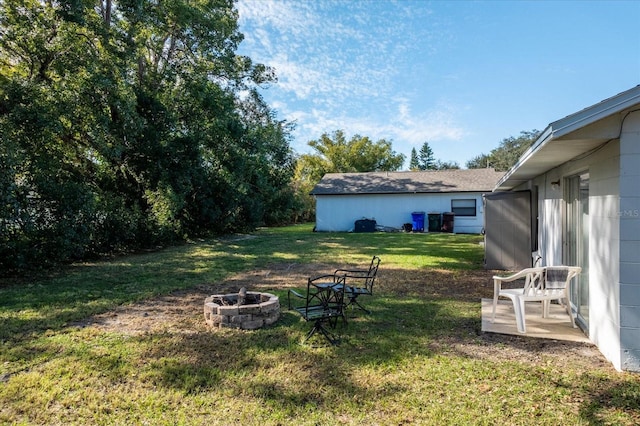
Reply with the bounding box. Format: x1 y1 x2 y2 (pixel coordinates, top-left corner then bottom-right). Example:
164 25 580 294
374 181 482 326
481 298 590 343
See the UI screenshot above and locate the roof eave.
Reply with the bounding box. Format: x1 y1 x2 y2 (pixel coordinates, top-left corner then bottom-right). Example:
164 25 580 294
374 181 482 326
494 86 640 192
494 126 554 191
312 189 495 196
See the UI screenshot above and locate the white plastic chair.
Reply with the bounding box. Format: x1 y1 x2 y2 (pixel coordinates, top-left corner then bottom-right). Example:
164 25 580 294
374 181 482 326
492 266 581 333
532 251 542 267
536 266 582 329
491 267 544 333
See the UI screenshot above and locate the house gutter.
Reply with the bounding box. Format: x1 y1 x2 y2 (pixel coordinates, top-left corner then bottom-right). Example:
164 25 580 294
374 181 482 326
494 85 640 191
550 90 640 138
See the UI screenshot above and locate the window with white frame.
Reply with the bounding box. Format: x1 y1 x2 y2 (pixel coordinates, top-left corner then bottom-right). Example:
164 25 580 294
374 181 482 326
451 199 476 217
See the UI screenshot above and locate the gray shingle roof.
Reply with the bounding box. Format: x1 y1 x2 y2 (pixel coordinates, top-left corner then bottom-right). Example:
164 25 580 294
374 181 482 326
311 169 505 195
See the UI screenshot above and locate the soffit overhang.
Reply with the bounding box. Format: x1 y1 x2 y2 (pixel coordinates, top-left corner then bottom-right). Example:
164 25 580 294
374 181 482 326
495 86 640 191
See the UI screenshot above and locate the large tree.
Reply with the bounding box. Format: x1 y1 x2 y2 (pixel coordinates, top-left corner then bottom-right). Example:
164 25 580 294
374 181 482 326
293 130 405 219
296 130 405 182
466 130 541 171
0 0 294 272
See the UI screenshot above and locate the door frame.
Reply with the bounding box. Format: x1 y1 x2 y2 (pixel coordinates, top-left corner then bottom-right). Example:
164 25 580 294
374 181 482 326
563 171 590 330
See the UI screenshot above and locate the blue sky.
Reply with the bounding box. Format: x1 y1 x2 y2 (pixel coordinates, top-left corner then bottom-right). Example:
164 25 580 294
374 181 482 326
236 0 640 169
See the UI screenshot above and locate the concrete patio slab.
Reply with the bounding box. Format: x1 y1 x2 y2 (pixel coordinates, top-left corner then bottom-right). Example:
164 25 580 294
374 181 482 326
481 298 590 343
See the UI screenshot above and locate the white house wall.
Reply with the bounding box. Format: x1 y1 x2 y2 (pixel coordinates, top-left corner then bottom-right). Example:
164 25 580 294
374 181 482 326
589 139 622 371
515 138 624 370
619 110 640 371
314 193 486 233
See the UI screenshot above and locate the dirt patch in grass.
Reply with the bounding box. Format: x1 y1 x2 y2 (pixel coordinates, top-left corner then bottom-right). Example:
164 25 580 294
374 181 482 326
88 262 609 371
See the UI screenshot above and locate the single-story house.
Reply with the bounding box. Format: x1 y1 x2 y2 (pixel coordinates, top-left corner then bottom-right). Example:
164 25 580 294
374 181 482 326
311 168 505 233
490 85 640 372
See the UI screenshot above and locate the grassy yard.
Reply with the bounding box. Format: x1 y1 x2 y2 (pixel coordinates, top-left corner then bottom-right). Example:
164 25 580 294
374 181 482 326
1 224 639 425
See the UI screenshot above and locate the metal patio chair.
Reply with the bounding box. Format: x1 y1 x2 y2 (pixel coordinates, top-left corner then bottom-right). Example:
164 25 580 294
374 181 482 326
288 273 347 345
335 256 381 314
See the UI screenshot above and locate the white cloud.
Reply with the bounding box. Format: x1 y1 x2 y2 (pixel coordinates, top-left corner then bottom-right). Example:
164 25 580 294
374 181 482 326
389 101 466 145
281 99 467 160
236 1 313 38
236 0 466 164
234 0 640 168
237 0 404 102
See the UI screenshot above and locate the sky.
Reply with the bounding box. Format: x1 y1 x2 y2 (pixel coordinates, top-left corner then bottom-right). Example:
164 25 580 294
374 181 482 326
235 0 640 169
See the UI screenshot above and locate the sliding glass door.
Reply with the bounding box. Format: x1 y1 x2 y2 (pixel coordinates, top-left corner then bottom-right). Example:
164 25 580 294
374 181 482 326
564 172 590 329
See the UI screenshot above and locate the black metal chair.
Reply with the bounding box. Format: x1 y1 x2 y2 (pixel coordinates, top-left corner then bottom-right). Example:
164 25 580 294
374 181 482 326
288 274 347 345
335 256 381 314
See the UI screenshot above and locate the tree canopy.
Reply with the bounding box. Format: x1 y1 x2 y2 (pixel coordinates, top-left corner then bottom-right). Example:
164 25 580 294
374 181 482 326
0 0 296 272
296 130 405 182
292 130 405 219
466 130 541 171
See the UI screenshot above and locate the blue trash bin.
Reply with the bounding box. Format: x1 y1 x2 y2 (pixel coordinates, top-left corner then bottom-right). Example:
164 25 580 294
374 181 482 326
411 212 426 232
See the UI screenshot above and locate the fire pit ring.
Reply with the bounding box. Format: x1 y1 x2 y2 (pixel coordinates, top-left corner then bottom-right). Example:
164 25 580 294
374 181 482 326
204 289 280 330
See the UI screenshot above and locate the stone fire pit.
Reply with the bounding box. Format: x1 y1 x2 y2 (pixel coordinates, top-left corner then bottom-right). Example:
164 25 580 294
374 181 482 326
203 288 280 330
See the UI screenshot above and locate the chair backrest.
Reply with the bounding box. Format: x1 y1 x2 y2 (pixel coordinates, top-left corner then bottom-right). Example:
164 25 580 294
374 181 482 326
364 256 381 292
544 266 582 290
306 277 345 316
521 267 545 295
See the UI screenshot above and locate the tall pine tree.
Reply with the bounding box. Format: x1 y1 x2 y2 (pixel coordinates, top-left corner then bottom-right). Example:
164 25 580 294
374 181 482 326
409 148 420 170
418 142 436 170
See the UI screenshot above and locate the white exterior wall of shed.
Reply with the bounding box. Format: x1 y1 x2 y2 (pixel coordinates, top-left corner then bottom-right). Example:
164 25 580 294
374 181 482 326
314 193 486 233
514 138 625 370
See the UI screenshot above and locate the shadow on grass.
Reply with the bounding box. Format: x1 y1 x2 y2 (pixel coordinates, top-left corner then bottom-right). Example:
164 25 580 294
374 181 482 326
0 231 485 343
579 378 640 424
107 293 640 424
4 227 640 423
3 282 639 423
124 299 440 412
0 262 490 386
133 295 445 382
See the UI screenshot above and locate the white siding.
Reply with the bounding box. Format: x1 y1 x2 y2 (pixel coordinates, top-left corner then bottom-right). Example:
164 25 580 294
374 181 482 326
590 140 621 371
517 139 624 370
314 193 487 233
497 88 640 372
619 110 640 371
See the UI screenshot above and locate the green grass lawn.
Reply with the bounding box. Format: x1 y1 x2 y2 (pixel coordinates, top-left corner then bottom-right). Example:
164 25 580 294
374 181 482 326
1 224 639 425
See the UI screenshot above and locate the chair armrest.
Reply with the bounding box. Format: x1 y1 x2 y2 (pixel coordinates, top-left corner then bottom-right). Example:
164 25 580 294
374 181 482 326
492 267 544 283
287 289 304 310
335 268 367 274
334 269 370 279
309 273 341 280
289 289 304 299
308 273 344 285
493 267 544 296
